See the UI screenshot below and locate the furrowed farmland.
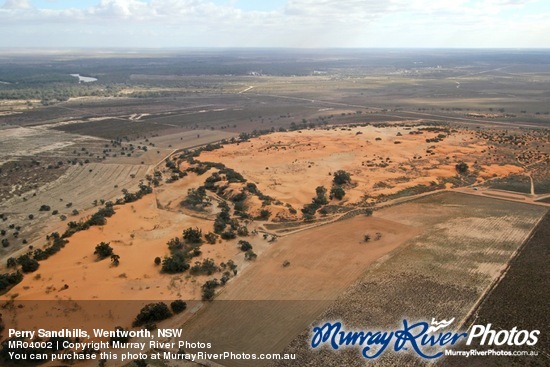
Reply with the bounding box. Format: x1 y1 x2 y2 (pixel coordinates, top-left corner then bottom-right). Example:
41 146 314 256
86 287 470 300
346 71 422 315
443 212 550 367
267 192 547 367
0 163 149 255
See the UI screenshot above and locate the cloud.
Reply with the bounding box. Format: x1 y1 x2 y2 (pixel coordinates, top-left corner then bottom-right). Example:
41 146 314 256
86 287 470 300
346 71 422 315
2 0 32 9
0 0 548 47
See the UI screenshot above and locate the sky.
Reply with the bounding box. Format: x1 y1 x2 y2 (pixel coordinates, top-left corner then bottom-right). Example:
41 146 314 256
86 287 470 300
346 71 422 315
0 0 549 48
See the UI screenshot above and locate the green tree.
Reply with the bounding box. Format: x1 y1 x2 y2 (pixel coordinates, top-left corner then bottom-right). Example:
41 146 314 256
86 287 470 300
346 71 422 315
162 254 190 274
330 186 346 200
94 242 113 259
333 170 351 185
238 240 253 252
205 232 218 244
183 187 206 207
455 162 469 175
314 186 328 205
17 255 39 273
182 227 202 244
259 209 271 220
170 300 187 314
132 302 172 327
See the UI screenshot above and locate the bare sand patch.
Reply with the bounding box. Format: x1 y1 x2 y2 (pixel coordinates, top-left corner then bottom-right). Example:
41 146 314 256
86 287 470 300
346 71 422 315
175 214 418 366
197 125 505 209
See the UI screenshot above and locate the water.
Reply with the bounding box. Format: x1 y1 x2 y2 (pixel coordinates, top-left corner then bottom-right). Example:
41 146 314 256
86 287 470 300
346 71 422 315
70 74 98 83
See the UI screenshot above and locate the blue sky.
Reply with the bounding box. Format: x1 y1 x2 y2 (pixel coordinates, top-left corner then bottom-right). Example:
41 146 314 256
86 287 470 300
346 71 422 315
1 0 549 48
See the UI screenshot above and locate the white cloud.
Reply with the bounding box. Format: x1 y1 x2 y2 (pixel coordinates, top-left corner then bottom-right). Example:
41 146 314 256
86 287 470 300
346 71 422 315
0 0 547 47
1 0 32 9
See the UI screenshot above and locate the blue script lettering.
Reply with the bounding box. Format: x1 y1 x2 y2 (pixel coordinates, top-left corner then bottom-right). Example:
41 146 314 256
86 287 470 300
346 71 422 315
311 319 467 360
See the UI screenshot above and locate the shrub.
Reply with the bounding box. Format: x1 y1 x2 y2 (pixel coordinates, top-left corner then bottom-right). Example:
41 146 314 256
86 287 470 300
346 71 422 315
0 271 23 292
330 186 346 200
220 230 236 240
205 232 218 244
455 162 469 174
17 255 39 273
170 300 187 314
190 258 218 276
201 279 220 301
238 240 253 252
333 170 351 185
161 254 190 274
94 242 113 259
132 302 172 327
314 186 328 205
237 226 249 236
245 250 257 261
259 209 271 220
182 227 202 244
167 237 184 252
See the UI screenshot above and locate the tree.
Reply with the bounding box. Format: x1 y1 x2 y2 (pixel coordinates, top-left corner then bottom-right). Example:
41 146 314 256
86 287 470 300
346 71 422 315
205 232 218 244
167 237 184 251
183 227 202 244
201 279 220 301
314 186 328 205
182 187 206 208
259 209 271 220
162 254 189 274
190 258 218 275
330 186 346 200
154 257 161 265
17 255 39 273
202 286 216 301
170 300 187 314
132 302 172 327
94 242 113 259
455 162 469 175
239 240 253 252
220 230 236 240
364 234 371 242
333 170 351 185
237 226 249 236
